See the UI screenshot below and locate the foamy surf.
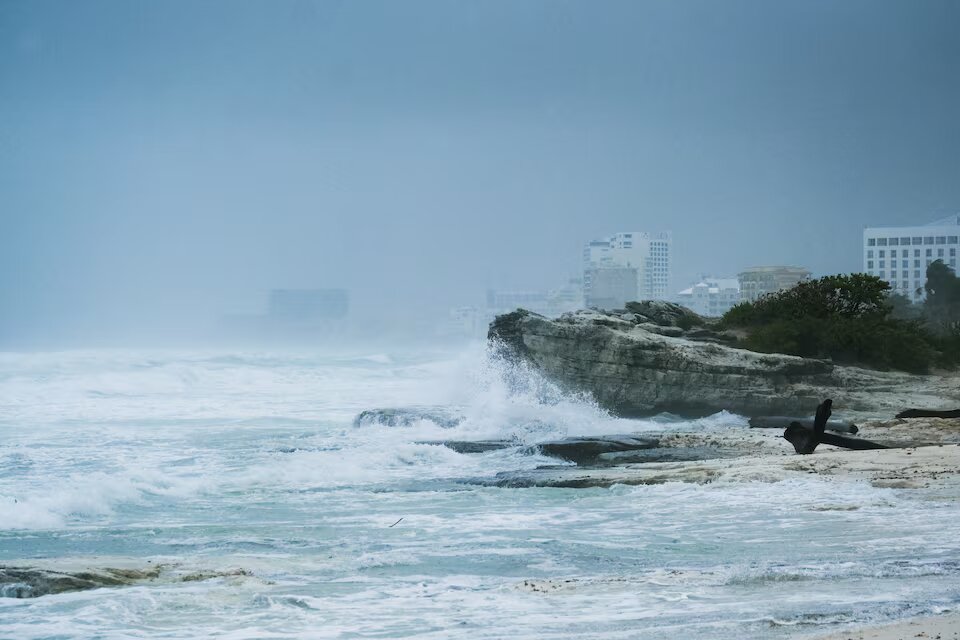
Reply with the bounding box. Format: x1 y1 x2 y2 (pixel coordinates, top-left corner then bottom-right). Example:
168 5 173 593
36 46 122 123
1 346 958 638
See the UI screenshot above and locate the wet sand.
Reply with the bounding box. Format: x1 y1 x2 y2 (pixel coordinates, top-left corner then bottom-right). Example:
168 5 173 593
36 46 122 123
810 612 960 639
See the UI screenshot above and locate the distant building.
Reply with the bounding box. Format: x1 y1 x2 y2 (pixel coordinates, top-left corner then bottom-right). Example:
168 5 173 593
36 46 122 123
548 277 584 312
863 214 960 301
264 289 349 340
486 290 551 316
738 266 811 303
219 288 350 342
438 306 484 339
485 278 584 319
585 267 638 309
676 277 740 317
268 289 349 324
583 231 672 305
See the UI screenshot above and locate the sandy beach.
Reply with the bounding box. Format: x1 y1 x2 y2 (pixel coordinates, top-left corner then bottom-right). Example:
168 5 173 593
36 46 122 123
810 612 960 639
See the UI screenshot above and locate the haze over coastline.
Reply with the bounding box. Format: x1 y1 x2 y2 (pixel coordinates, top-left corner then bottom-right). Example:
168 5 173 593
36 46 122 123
3 3 960 638
3 0 960 347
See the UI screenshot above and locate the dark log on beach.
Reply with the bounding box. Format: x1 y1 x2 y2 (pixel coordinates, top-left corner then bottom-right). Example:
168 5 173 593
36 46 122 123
749 416 858 434
816 431 889 450
783 399 888 454
783 422 820 455
896 408 960 419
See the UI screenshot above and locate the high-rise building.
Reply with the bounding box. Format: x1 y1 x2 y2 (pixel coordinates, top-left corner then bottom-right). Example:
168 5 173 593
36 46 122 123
582 231 672 307
584 267 638 310
738 266 811 303
863 214 960 301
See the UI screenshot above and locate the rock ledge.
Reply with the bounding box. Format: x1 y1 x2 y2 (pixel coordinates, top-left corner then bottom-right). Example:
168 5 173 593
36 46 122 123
488 304 960 419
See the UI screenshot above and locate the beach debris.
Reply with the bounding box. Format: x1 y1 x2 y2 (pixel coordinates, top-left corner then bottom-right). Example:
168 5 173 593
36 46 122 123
896 408 960 419
783 399 888 454
750 415 858 434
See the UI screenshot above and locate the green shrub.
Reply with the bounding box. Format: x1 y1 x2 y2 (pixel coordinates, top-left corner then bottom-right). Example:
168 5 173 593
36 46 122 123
933 327 960 369
720 273 949 373
924 260 960 335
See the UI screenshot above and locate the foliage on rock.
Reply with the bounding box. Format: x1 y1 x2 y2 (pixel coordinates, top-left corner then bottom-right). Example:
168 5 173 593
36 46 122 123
719 272 953 373
924 260 960 334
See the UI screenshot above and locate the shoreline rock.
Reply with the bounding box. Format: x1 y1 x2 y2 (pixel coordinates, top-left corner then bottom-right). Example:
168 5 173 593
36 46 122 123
470 415 960 489
353 407 464 429
488 304 960 420
0 563 251 599
482 443 960 490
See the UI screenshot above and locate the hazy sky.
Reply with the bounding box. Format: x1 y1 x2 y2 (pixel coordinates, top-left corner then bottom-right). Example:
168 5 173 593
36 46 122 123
2 0 959 345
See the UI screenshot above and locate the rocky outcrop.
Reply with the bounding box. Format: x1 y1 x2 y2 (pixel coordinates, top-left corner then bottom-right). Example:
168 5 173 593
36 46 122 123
532 435 659 464
0 566 162 598
0 564 251 598
485 444 960 489
488 303 960 419
353 407 464 429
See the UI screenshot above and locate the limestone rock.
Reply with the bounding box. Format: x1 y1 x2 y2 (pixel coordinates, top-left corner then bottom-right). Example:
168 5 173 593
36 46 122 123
0 564 250 598
488 308 960 419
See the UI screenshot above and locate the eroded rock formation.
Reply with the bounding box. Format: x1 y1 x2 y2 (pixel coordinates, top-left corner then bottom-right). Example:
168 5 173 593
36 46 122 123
488 303 960 419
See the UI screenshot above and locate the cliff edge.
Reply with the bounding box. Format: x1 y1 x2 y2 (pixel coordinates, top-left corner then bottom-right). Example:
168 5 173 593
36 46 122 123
488 302 960 419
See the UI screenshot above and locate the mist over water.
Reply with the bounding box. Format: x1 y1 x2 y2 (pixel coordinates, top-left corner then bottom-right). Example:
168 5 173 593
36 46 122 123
3 0 960 347
3 1 960 637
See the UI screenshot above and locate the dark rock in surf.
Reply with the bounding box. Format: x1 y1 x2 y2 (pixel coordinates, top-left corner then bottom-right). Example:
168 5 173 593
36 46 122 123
531 435 660 465
0 565 251 599
595 445 741 465
0 566 162 598
353 407 464 429
421 440 516 453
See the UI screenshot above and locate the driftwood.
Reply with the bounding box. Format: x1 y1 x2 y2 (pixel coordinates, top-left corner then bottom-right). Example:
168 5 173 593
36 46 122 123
783 399 888 454
750 416 858 434
896 408 960 419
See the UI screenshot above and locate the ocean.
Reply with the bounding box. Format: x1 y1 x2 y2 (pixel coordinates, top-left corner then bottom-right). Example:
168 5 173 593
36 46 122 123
1 345 958 639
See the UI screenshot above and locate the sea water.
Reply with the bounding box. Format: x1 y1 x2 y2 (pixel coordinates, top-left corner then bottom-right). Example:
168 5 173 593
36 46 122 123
1 345 958 639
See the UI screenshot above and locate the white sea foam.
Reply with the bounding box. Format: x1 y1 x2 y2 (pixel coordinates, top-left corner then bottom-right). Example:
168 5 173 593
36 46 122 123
2 346 960 639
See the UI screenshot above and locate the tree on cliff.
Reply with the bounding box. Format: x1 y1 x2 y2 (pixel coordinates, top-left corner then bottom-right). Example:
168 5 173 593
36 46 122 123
924 260 960 333
719 273 945 373
922 260 960 364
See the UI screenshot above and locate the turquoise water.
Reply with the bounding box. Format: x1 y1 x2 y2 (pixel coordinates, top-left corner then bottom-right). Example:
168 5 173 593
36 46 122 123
1 346 958 639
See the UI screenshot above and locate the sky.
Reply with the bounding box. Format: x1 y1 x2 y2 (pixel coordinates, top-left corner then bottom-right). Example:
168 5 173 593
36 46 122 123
2 0 959 345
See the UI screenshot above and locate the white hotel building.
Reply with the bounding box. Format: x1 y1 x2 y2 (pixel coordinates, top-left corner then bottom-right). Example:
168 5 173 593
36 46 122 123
863 214 959 301
676 278 740 317
583 231 672 307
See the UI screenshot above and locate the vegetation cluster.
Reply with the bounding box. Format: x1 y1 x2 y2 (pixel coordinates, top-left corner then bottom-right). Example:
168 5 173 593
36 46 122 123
718 262 960 373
